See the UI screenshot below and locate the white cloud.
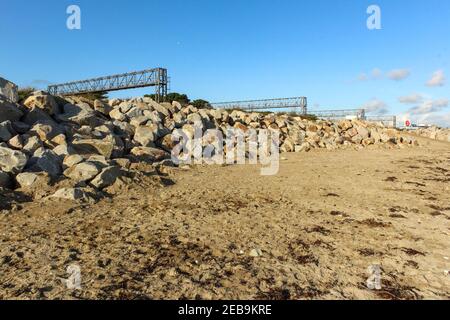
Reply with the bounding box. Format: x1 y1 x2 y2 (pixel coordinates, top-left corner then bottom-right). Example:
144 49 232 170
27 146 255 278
387 69 410 81
433 98 449 108
371 68 383 79
355 68 382 82
421 112 450 128
426 70 446 87
362 98 389 114
357 73 368 81
407 99 449 115
398 93 423 104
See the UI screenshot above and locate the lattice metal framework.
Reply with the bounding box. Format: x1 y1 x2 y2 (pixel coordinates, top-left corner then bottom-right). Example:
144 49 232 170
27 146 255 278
309 109 366 120
211 97 308 115
48 68 168 102
365 115 397 128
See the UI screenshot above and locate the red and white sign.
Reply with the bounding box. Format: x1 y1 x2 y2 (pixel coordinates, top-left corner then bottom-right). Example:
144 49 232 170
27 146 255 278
405 120 411 127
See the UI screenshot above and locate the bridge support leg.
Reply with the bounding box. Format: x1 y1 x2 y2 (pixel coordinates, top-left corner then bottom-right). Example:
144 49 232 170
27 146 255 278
155 68 168 102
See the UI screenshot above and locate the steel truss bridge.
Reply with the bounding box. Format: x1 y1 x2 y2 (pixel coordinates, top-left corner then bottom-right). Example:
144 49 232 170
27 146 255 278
365 115 397 128
211 97 308 115
308 109 366 120
48 68 168 102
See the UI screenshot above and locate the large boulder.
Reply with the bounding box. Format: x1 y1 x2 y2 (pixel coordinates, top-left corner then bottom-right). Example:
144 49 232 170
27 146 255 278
355 126 370 139
71 135 116 159
51 188 91 202
28 148 62 177
0 147 27 174
130 147 169 162
16 172 40 188
29 121 63 141
0 97 24 122
11 121 30 134
22 106 56 126
0 121 16 142
148 100 171 117
94 99 112 116
23 93 60 115
22 135 43 154
158 134 175 152
64 162 100 182
0 77 18 103
57 103 100 126
109 109 127 121
63 154 84 169
0 171 12 189
133 124 169 147
91 166 124 189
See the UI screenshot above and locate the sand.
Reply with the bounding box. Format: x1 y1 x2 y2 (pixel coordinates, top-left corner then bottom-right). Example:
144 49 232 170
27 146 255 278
0 137 449 300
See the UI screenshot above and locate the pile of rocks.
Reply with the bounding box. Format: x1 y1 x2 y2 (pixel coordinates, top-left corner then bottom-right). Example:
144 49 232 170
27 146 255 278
0 78 418 201
413 126 450 142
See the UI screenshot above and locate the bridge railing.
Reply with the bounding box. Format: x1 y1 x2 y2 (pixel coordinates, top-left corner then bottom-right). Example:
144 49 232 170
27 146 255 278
211 97 308 114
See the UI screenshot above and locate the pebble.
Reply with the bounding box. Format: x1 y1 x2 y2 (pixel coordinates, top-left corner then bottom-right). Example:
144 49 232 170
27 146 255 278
249 248 263 257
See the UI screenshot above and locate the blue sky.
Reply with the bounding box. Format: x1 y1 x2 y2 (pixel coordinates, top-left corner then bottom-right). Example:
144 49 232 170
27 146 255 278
1 0 449 126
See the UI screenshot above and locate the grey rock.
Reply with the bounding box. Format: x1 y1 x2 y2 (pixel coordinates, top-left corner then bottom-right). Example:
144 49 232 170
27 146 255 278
249 248 263 257
109 98 121 107
118 102 133 113
130 146 170 162
15 172 39 188
294 142 311 153
134 125 157 147
12 121 30 134
0 147 27 174
130 115 151 127
30 121 62 141
8 134 24 149
51 188 91 202
187 113 203 124
356 126 370 139
113 120 134 137
0 171 11 189
23 93 60 115
0 77 19 102
0 121 15 142
172 100 183 112
71 136 116 159
149 101 171 117
30 149 62 177
57 103 99 126
86 155 109 168
63 154 84 169
23 106 56 126
112 158 131 169
94 99 112 115
125 106 144 118
64 162 100 182
52 144 73 159
91 166 124 189
109 109 127 121
172 112 186 127
0 98 23 122
22 136 43 154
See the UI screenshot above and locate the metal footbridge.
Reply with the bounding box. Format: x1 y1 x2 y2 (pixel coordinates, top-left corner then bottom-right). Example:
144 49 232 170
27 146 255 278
211 97 308 114
48 68 168 102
